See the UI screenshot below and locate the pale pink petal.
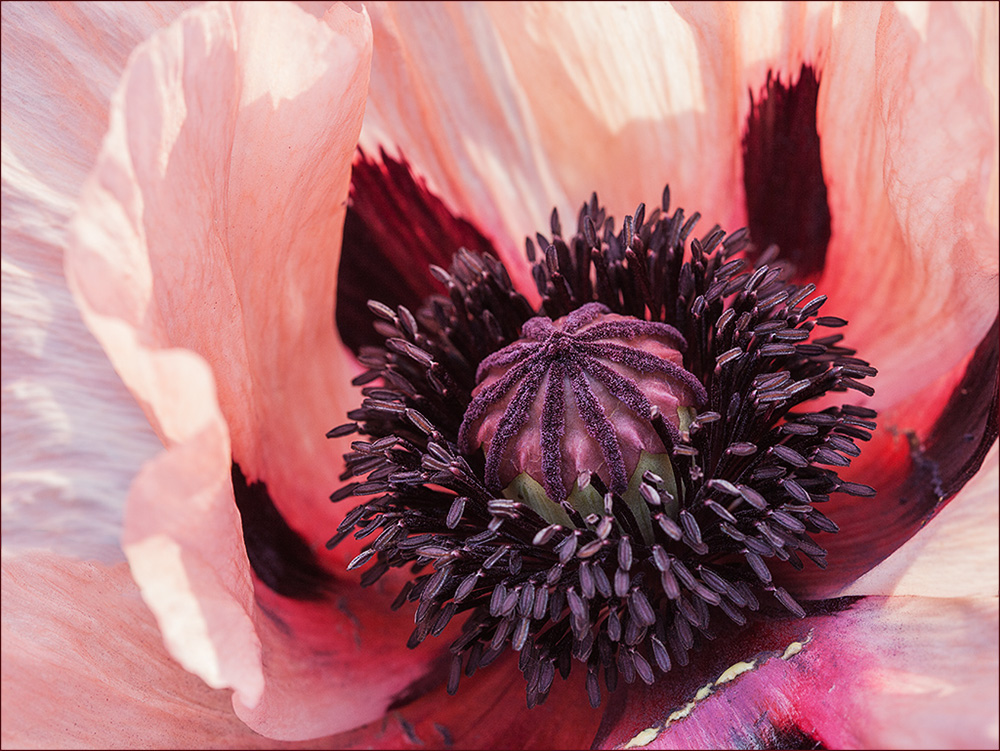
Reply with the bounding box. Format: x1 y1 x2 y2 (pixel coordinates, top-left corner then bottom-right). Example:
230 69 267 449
359 1 562 296
596 596 999 750
65 2 432 740
479 2 748 237
844 443 998 597
295 1 337 19
0 551 328 750
361 2 743 297
1 1 194 559
356 2 822 293
670 1 841 235
817 1 999 412
679 2 832 90
671 3 999 412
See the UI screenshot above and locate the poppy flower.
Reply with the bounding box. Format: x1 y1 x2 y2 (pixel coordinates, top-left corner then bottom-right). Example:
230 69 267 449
1 2 997 750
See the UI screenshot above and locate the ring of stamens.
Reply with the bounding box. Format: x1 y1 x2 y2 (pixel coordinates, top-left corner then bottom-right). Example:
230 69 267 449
327 188 876 708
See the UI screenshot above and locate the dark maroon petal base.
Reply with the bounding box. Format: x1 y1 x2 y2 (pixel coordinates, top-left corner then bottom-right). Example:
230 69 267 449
231 462 332 600
336 148 499 354
743 65 830 281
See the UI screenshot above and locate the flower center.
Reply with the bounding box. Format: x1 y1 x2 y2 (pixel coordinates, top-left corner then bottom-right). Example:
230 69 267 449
458 303 705 539
327 188 877 709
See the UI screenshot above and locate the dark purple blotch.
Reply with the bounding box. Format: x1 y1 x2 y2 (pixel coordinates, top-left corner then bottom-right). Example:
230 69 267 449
743 65 830 280
336 148 498 354
232 462 331 600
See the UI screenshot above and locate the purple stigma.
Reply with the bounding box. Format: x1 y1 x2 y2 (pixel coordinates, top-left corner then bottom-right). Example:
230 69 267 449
458 302 706 502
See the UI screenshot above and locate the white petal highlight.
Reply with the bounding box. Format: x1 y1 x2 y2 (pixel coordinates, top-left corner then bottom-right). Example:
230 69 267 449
1 1 194 560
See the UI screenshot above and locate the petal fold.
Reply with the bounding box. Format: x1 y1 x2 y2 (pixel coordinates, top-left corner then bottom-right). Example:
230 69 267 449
596 596 999 751
64 1 431 740
236 574 447 742
844 443 998 598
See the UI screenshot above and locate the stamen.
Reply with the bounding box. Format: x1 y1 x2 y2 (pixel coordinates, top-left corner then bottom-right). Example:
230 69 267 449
328 184 876 709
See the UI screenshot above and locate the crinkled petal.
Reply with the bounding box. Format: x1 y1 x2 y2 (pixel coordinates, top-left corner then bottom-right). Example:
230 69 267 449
816 1 999 410
1 1 194 560
0 551 322 750
361 2 745 295
596 596 999 751
66 1 434 739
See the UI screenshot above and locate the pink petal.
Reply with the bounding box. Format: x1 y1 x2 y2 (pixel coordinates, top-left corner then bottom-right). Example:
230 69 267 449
845 443 998 597
673 4 998 409
65 2 435 739
361 2 745 295
1 1 195 559
0 551 320 749
673 3 998 406
816 1 999 412
596 596 999 750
